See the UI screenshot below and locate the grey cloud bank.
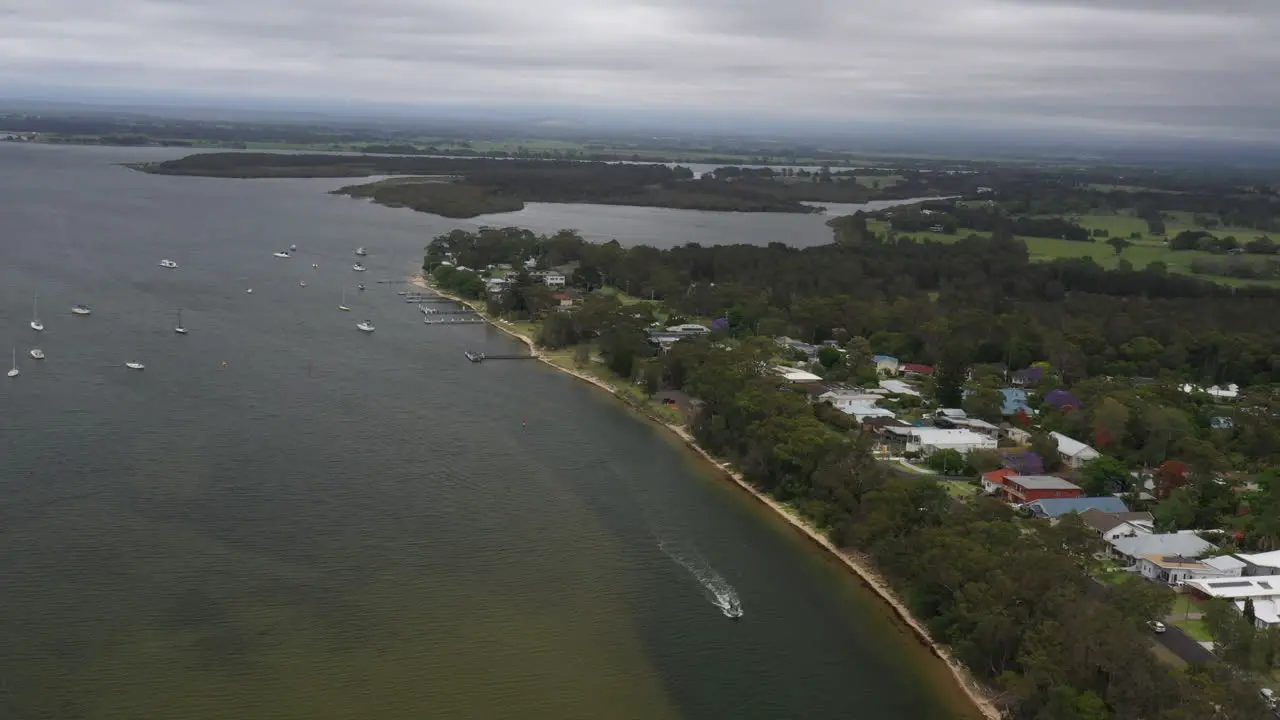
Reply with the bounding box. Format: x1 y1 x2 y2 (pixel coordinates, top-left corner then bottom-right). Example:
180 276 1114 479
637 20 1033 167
1 0 1277 139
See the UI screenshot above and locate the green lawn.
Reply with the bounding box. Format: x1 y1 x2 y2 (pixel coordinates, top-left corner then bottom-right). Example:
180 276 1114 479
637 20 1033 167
1172 618 1213 642
868 216 1280 289
1171 593 1211 619
943 481 980 498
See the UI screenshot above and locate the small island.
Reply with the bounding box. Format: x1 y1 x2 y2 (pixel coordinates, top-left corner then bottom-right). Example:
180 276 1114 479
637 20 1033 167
130 153 965 218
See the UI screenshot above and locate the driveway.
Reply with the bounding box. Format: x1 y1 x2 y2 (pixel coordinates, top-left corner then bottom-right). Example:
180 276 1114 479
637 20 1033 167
1152 623 1216 664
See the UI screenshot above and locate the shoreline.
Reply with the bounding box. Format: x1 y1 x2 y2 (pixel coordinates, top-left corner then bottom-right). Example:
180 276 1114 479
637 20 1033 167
411 274 1003 720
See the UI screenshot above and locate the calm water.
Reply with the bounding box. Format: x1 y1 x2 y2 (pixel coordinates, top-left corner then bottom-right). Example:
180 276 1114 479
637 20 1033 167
0 143 977 719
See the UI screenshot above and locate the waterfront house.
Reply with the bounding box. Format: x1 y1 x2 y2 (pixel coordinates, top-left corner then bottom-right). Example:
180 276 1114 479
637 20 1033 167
1050 431 1100 469
999 388 1034 416
872 355 900 375
982 468 1016 495
1136 554 1245 586
902 363 934 377
1078 508 1155 540
878 379 921 397
1186 574 1280 628
1024 496 1128 521
1109 531 1214 567
883 427 997 456
1002 475 1083 504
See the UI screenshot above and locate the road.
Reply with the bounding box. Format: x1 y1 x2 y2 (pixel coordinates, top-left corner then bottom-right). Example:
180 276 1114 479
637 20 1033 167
1087 578 1217 665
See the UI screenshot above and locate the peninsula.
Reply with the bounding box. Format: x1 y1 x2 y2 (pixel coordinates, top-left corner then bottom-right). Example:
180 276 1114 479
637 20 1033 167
129 152 966 218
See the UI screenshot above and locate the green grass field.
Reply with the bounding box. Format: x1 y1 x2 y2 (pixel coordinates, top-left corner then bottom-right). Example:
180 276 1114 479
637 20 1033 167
869 213 1280 288
1171 618 1213 642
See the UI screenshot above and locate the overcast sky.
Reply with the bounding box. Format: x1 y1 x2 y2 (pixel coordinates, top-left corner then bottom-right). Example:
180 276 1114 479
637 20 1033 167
1 0 1276 139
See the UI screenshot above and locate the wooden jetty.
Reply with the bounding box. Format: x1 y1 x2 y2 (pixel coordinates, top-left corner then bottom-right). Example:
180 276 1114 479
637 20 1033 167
463 350 536 362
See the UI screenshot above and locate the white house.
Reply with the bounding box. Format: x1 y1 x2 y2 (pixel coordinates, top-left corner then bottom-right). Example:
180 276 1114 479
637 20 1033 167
1050 431 1101 469
772 366 823 383
542 272 566 288
1186 574 1280 628
1235 550 1280 576
878 379 921 397
1180 383 1241 400
885 427 997 456
1135 553 1245 586
819 390 884 411
1109 531 1214 566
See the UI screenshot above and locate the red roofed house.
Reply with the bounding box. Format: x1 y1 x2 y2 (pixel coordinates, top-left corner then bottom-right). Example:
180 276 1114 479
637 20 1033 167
1002 475 1083 504
551 293 575 309
982 469 1016 496
902 363 935 377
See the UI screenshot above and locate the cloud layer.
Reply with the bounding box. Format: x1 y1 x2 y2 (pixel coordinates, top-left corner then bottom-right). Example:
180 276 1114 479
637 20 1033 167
1 0 1276 138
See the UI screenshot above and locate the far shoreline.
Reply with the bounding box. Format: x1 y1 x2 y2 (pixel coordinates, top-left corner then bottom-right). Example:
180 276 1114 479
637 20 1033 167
410 272 1003 720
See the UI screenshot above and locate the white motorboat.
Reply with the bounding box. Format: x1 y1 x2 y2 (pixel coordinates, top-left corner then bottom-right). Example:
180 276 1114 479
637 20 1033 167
29 348 44 360
355 247 368 256
290 244 298 252
7 349 17 378
246 288 254 294
312 263 319 269
397 291 408 296
71 304 92 316
357 284 366 291
273 251 291 259
175 309 188 335
338 289 350 311
299 280 307 287
125 361 145 370
159 259 178 268
352 263 366 272
30 293 43 331
356 320 375 333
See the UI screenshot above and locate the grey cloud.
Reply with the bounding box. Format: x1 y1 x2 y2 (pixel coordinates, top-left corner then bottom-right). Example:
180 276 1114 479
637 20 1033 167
0 0 1277 139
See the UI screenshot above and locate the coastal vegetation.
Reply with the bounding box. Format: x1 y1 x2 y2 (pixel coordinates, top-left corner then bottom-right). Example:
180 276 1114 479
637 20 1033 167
425 226 1280 718
139 152 975 217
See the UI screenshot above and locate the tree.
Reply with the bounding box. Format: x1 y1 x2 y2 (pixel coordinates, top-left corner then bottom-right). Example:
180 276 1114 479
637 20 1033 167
843 336 872 373
925 449 967 475
817 345 843 370
1079 455 1131 497
965 449 1005 475
1031 432 1063 472
1107 237 1132 255
1091 397 1130 449
963 386 1005 423
572 343 590 368
1154 487 1198 531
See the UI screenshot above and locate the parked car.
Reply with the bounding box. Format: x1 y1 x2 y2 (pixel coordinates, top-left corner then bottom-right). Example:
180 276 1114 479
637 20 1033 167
1147 620 1167 633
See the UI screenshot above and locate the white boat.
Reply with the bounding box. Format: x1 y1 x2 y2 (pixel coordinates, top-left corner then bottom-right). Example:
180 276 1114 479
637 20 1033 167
30 293 43 331
312 263 319 269
7 349 17 378
397 291 408 296
29 348 44 360
299 280 307 287
290 244 298 252
352 263 366 272
159 259 178 268
175 309 187 335
355 247 368 256
273 251 291 259
356 320 375 333
125 361 145 371
357 284 366 291
338 289 350 311
246 288 254 294
71 304 92 316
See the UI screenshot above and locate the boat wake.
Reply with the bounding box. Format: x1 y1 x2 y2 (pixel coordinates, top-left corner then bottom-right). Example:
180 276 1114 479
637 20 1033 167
659 541 743 620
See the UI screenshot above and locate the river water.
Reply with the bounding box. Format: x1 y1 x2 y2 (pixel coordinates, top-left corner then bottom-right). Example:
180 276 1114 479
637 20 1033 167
0 143 977 720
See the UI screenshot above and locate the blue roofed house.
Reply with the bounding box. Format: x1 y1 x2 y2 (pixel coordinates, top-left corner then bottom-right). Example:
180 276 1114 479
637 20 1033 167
872 355 900 375
1000 388 1034 416
1025 496 1130 521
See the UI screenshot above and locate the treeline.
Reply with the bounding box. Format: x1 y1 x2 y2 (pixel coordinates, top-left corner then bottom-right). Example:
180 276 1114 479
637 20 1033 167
1170 229 1279 255
883 202 1093 242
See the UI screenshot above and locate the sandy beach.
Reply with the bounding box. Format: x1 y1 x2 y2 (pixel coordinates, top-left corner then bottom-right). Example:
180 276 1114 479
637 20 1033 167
411 274 1003 720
